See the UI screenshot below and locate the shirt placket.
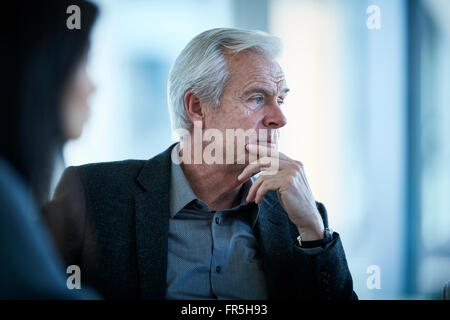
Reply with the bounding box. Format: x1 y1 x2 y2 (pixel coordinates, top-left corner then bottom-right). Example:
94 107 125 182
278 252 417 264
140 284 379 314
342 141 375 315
210 210 228 298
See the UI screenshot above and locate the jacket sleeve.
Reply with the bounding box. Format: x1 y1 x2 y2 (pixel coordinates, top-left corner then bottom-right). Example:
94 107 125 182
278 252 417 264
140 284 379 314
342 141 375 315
42 166 87 267
289 202 358 300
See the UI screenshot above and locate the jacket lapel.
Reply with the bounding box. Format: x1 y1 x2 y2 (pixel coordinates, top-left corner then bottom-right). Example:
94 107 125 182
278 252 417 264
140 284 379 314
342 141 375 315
256 191 296 299
134 144 175 299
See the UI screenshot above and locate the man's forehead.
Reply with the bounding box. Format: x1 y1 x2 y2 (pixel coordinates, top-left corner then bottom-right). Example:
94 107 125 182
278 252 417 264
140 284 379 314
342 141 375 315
226 51 287 92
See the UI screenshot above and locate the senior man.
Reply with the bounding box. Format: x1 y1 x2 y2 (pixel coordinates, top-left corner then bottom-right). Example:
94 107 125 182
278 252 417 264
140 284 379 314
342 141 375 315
44 28 357 300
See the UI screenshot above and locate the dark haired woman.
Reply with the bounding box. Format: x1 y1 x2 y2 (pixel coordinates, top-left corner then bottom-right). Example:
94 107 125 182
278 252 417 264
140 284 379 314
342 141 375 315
0 0 100 299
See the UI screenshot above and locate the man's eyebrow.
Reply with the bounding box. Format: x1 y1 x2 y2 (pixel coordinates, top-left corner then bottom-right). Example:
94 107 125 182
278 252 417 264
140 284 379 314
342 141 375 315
242 87 290 96
242 87 271 96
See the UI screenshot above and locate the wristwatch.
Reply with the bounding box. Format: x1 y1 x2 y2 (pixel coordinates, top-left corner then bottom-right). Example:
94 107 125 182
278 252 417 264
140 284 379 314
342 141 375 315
297 227 333 247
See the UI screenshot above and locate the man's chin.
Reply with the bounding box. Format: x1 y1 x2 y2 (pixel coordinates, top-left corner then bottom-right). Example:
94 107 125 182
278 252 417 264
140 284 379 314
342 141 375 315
221 162 248 177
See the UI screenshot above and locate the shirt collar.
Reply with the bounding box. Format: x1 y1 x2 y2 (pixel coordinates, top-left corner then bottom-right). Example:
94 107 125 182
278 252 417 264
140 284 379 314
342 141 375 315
169 145 197 218
169 144 260 227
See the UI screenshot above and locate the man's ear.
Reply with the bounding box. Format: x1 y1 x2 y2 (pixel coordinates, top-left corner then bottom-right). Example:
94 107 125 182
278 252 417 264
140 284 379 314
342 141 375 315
184 90 204 124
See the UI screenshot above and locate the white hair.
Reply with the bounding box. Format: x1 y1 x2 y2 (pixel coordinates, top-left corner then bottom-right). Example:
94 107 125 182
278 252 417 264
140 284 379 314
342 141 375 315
167 28 282 135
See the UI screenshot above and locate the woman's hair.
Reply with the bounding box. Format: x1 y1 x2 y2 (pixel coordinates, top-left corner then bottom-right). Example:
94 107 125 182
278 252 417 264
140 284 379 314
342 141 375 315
0 0 98 204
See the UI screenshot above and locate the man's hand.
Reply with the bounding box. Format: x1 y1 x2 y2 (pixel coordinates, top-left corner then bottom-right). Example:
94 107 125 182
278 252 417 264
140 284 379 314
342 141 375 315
237 143 325 241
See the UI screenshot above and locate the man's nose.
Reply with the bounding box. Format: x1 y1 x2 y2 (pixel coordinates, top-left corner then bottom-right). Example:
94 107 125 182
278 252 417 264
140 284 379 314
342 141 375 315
262 102 287 129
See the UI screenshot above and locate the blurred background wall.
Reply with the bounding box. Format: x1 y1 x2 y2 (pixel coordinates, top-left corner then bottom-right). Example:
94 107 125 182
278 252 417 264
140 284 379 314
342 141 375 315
60 0 450 299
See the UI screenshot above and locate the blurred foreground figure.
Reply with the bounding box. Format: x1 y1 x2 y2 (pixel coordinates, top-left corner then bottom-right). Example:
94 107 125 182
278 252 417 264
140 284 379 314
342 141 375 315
0 0 99 299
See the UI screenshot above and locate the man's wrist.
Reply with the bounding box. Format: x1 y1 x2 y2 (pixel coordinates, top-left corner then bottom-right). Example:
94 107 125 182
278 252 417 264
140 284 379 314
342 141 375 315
297 225 325 241
295 212 325 241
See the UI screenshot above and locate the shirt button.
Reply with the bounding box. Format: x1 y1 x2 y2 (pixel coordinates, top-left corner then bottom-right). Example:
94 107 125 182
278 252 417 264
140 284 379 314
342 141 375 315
216 266 221 273
215 217 220 225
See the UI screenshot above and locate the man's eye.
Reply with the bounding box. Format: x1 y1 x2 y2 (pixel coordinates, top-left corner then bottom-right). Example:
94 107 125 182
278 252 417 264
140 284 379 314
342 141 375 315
277 99 284 106
251 96 264 104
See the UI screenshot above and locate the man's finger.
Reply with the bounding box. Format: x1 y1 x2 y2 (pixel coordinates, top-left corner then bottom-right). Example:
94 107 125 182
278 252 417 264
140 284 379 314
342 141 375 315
246 175 266 203
237 157 273 181
254 179 280 204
